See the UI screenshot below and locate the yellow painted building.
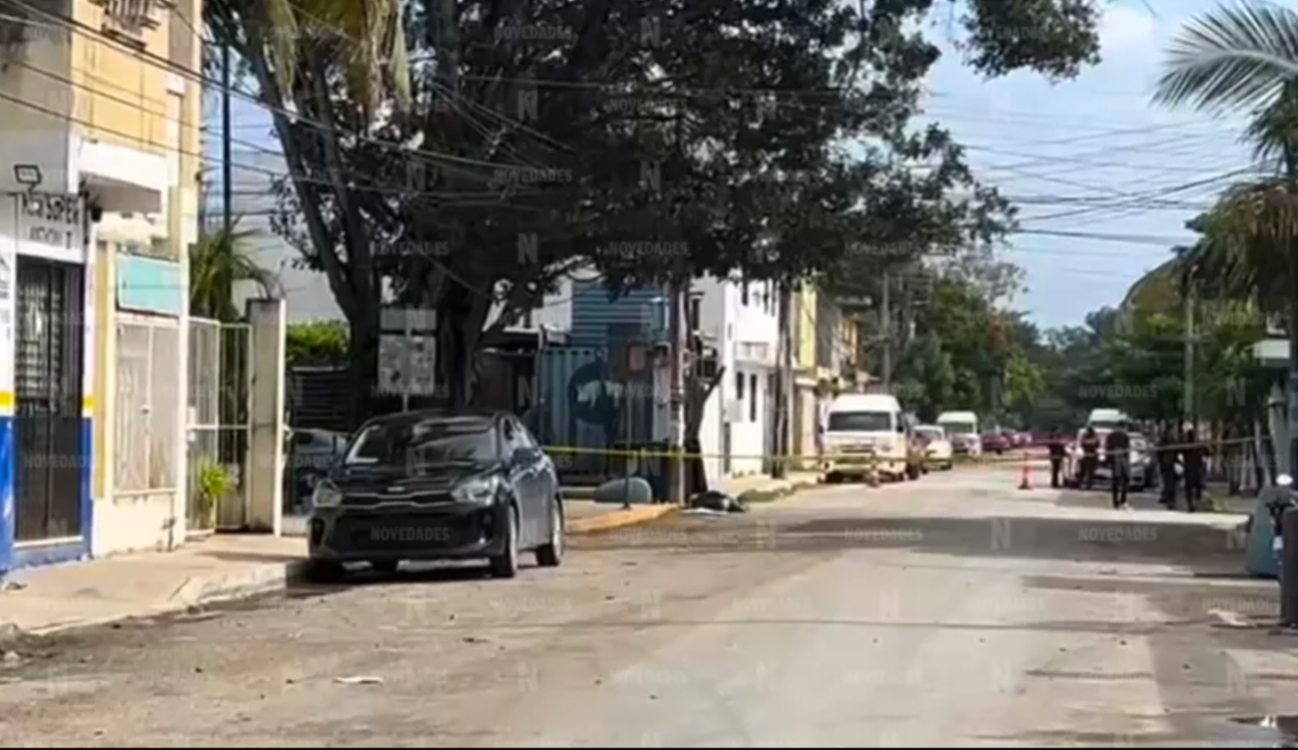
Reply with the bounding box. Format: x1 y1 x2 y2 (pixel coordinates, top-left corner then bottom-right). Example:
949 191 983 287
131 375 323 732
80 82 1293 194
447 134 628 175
0 0 201 570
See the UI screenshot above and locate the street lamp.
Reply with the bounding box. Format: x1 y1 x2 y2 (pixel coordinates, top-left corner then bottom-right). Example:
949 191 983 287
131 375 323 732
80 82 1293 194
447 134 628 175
13 164 41 190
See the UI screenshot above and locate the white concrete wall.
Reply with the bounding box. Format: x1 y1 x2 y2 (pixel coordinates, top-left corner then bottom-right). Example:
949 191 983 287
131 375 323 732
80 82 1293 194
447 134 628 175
691 274 777 481
733 279 779 347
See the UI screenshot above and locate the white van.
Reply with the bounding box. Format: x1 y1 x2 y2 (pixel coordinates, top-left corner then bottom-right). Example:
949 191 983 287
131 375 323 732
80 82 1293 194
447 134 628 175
822 393 914 482
1086 408 1128 431
937 411 981 456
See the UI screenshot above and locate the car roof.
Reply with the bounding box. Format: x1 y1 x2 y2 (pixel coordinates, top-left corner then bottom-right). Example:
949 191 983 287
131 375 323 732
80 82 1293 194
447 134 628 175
359 409 504 430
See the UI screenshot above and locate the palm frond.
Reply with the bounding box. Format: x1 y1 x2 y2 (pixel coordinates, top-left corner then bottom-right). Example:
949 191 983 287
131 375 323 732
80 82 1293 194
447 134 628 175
190 218 278 321
1242 81 1298 168
1154 0 1298 114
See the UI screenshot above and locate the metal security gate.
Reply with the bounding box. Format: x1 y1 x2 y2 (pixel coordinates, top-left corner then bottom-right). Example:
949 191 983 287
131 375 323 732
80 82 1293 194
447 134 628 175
187 317 250 531
13 256 85 543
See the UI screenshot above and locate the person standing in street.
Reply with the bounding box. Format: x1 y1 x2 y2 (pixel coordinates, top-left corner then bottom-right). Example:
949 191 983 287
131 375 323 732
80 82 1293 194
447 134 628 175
1048 427 1067 488
1080 426 1101 490
1157 425 1180 509
1105 421 1133 509
1182 428 1207 512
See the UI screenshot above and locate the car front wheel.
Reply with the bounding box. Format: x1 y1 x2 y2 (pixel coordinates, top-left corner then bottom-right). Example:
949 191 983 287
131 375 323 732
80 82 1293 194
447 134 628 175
490 506 521 579
536 499 564 568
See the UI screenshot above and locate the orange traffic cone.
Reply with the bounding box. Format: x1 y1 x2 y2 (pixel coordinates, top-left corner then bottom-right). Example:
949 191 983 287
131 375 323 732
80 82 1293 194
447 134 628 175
1018 461 1032 490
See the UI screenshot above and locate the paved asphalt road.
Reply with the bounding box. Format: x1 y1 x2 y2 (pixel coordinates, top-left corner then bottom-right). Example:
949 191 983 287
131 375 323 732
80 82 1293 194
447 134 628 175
2 468 1297 747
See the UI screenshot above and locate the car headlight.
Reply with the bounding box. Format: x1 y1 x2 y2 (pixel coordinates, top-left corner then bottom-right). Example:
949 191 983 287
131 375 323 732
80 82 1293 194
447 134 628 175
452 476 501 505
312 479 343 508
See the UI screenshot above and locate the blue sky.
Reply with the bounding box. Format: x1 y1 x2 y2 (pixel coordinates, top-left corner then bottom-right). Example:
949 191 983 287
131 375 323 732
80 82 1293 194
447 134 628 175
210 0 1254 330
922 0 1254 328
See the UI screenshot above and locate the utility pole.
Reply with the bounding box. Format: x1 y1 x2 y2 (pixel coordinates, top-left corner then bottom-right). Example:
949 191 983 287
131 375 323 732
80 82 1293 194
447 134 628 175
772 281 793 479
220 41 232 233
667 274 687 504
1184 285 1195 429
880 270 892 388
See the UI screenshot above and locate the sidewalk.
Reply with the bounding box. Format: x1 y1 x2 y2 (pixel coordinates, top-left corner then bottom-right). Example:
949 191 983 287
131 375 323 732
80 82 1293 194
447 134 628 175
0 534 306 637
1 498 684 639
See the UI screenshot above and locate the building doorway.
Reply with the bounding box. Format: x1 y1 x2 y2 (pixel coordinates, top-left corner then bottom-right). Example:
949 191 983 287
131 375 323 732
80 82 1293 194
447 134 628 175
13 256 86 543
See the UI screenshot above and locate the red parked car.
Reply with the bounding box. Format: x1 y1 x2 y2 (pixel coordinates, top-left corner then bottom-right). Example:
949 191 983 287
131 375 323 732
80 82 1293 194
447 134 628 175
981 431 1010 454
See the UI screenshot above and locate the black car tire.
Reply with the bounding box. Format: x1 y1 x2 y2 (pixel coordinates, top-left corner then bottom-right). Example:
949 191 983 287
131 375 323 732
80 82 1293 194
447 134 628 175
490 506 521 579
535 500 564 568
305 560 345 584
370 559 400 575
908 464 922 481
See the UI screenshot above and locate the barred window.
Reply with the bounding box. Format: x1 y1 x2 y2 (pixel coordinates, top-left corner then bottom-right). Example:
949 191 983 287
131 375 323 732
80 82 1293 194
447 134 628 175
115 317 179 491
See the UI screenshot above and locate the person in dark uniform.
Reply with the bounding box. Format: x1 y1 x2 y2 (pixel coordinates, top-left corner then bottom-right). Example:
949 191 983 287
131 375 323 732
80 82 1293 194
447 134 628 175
1182 428 1207 512
1080 426 1101 490
1157 425 1180 509
1048 427 1068 488
1105 421 1133 509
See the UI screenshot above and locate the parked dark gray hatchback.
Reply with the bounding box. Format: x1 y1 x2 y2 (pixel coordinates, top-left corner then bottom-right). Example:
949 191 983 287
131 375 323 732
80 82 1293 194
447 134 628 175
305 410 563 582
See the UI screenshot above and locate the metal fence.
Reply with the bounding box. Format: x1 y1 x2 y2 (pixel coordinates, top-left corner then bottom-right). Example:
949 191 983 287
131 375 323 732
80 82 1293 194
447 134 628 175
116 317 181 494
187 317 250 531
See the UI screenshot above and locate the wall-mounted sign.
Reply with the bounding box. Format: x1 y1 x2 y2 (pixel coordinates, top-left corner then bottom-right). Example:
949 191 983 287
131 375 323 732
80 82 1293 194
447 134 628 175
18 191 84 250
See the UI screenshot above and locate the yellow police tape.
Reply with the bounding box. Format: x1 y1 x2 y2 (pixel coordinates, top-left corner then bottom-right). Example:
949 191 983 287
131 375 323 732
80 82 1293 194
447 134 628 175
539 434 1262 466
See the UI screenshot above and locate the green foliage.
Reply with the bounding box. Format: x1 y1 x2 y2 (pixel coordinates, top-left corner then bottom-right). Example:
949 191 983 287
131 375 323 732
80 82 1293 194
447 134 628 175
194 460 234 527
206 0 1101 404
190 220 277 322
287 320 349 365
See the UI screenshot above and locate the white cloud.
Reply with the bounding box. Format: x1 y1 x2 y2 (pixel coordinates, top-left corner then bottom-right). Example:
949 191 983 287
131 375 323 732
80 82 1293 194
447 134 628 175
1099 4 1157 55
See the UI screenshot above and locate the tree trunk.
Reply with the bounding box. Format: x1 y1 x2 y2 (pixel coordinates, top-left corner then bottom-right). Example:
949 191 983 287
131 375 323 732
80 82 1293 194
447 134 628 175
346 318 378 428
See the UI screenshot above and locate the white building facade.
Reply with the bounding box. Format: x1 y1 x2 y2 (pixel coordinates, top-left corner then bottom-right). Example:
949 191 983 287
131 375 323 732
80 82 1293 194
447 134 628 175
692 275 780 485
0 0 200 572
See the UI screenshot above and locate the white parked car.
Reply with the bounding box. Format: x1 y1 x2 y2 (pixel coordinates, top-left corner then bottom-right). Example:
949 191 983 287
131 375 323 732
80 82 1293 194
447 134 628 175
916 424 955 470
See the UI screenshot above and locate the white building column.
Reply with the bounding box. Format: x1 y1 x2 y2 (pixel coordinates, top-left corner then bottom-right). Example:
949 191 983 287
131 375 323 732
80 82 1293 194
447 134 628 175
244 298 287 534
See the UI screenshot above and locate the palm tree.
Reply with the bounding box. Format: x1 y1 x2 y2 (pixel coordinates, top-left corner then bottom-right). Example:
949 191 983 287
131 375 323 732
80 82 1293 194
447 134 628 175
1153 1 1298 472
190 220 278 322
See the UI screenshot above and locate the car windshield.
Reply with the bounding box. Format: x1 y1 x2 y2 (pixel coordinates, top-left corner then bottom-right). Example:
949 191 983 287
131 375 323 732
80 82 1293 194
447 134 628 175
917 428 944 441
1090 420 1123 431
827 411 893 432
942 422 976 434
344 417 498 469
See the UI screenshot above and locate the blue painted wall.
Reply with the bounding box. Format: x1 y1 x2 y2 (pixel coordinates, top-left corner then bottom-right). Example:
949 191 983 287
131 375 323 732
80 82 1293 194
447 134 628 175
569 280 668 348
0 415 12 574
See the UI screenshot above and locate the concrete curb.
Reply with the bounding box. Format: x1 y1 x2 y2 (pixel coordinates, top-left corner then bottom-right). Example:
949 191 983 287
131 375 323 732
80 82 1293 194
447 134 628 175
567 504 678 534
5 561 311 640
6 506 678 640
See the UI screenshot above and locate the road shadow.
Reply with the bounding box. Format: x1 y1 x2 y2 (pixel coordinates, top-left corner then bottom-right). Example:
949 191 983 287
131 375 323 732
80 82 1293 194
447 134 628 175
578 512 1248 574
283 560 510 600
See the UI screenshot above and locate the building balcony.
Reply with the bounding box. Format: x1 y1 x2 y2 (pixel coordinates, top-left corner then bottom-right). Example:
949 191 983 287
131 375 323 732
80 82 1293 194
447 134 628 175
76 136 166 214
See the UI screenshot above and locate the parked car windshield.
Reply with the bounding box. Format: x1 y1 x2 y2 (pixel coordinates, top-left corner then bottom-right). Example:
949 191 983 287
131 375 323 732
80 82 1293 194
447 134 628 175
916 427 945 441
827 411 893 432
942 422 976 434
344 417 499 468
